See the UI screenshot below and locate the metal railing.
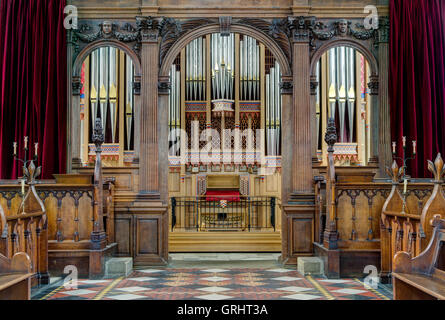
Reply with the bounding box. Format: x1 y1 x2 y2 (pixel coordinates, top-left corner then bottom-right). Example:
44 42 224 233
170 196 276 232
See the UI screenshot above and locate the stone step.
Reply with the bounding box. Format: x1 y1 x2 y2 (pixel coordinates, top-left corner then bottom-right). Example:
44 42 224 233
297 257 324 276
105 257 133 278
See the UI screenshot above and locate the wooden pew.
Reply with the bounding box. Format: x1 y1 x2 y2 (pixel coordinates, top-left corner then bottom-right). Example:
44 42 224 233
393 215 445 300
0 201 32 300
381 154 445 282
0 161 48 287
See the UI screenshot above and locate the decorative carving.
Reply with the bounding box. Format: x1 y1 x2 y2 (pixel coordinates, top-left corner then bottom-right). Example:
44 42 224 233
288 16 315 43
279 81 293 94
325 118 337 152
133 81 141 95
158 81 171 94
91 118 105 150
368 75 379 95
72 78 82 96
310 78 319 95
376 17 390 44
427 153 445 183
386 160 404 183
219 16 232 36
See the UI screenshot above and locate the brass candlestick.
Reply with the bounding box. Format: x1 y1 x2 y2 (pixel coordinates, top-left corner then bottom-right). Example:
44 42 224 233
392 136 417 214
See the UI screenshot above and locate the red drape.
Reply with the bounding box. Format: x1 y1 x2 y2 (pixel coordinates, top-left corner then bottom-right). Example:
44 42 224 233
389 0 445 177
0 0 67 179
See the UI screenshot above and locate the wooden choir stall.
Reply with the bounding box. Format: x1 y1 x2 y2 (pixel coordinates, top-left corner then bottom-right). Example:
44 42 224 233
0 120 116 280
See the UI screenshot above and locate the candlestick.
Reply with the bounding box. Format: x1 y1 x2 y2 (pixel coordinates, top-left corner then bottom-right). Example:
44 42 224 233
34 142 38 156
13 142 17 156
24 136 28 149
412 140 416 155
402 136 406 147
392 141 396 154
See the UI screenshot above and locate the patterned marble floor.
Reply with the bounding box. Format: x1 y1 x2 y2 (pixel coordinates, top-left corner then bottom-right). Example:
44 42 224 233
33 267 392 300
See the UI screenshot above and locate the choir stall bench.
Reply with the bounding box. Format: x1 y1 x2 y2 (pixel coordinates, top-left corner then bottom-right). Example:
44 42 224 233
0 252 32 300
393 215 445 300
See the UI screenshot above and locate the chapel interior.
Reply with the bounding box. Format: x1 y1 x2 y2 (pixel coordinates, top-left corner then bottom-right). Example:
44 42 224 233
0 0 444 301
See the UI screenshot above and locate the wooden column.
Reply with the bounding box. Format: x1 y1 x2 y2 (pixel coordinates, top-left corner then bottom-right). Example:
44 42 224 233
291 21 313 196
377 18 391 176
139 22 160 196
280 77 293 204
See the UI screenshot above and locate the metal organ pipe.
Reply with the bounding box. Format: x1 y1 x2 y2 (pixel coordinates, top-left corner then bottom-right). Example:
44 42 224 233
337 46 347 142
109 47 117 143
347 47 355 143
328 48 336 119
265 61 281 156
90 50 99 133
125 56 133 150
99 47 109 135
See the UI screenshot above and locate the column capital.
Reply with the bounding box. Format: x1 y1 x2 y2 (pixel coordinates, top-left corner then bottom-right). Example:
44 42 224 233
368 75 379 95
288 16 315 43
137 16 161 43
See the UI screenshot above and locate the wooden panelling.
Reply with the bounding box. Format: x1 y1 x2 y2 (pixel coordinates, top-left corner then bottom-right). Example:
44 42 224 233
282 205 315 264
292 218 313 254
114 207 168 266
115 214 133 256
135 217 159 255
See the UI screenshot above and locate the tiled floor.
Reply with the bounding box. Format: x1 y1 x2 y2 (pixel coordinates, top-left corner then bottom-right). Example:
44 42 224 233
33 266 392 300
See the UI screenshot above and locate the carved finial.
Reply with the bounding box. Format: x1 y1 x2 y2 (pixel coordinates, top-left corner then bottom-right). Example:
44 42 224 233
324 118 337 152
92 118 104 148
386 160 404 183
427 153 445 182
22 160 41 185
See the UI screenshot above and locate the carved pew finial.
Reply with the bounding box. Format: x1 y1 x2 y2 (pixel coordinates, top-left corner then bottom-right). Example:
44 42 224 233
325 117 337 153
420 153 445 245
427 153 445 182
386 160 404 183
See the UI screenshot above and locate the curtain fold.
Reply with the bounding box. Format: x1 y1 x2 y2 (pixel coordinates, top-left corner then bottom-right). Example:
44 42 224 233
389 0 445 177
0 0 67 179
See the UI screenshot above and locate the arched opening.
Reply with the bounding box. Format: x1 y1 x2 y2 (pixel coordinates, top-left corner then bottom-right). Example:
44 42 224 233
71 42 141 168
311 42 378 167
163 30 286 252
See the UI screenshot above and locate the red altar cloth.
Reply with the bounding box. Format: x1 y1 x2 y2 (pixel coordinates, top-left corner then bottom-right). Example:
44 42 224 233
205 190 240 202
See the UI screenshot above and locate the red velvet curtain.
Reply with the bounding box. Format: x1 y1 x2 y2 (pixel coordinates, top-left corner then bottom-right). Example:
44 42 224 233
0 0 67 179
389 0 445 177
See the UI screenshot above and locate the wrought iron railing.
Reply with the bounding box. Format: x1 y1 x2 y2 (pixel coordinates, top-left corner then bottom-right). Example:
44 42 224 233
170 196 276 232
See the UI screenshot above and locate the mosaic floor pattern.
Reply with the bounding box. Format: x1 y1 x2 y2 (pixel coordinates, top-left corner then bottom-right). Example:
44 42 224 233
33 267 392 300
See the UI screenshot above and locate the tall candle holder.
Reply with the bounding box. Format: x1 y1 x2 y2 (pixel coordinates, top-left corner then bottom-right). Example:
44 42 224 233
12 136 39 198
391 136 417 214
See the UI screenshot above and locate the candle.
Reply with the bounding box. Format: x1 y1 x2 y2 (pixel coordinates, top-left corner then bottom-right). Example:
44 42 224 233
402 136 406 147
34 142 38 156
412 140 416 155
392 142 396 154
21 179 25 194
403 178 407 193
13 142 17 156
24 136 28 149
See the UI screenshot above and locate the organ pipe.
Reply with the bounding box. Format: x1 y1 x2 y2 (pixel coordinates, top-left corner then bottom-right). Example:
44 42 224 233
347 47 355 142
169 64 181 156
265 61 281 156
125 56 134 150
99 47 109 134
211 33 234 100
239 35 259 100
186 37 205 101
109 47 117 143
